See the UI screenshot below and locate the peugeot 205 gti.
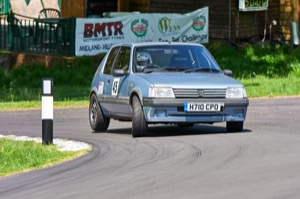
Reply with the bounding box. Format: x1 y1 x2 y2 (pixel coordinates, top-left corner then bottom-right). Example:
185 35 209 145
89 42 249 137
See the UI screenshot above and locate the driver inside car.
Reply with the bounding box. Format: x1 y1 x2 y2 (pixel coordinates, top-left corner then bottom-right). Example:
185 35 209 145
136 51 153 72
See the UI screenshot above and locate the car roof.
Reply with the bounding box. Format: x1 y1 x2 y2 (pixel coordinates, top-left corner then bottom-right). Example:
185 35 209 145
111 42 205 48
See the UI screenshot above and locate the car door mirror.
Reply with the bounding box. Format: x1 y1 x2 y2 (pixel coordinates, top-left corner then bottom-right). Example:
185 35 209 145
223 70 232 77
113 69 129 76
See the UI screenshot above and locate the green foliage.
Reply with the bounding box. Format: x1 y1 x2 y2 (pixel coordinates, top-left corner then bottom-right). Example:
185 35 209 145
206 43 300 78
289 62 300 77
0 56 98 102
0 68 11 88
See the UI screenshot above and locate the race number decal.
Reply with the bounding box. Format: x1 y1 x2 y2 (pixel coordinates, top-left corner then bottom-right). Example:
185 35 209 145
112 78 120 96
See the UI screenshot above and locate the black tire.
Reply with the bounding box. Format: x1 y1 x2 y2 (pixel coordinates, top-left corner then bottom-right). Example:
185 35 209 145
132 95 148 137
89 94 110 132
226 121 243 132
177 123 194 128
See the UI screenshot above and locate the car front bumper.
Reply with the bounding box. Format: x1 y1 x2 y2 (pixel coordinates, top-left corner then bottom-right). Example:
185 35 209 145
142 98 249 123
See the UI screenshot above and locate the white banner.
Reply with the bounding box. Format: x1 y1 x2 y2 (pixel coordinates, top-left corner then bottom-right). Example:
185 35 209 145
75 7 208 56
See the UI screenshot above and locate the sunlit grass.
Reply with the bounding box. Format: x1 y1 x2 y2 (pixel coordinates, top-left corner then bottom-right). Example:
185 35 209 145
240 76 300 98
0 139 90 177
0 100 88 111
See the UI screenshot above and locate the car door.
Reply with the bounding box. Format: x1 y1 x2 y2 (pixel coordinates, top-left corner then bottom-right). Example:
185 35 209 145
102 46 131 118
99 46 120 114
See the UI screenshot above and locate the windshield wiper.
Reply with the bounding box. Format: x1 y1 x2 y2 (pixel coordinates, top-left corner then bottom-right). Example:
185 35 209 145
143 68 156 73
184 68 221 73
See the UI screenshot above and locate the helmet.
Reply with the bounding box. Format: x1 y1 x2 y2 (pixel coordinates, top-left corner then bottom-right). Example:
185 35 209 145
136 51 152 71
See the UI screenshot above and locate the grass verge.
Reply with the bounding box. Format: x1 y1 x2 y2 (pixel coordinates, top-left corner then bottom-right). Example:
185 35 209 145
0 138 90 177
0 100 88 111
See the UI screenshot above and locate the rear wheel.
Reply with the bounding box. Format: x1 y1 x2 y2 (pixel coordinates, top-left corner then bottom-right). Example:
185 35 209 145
132 96 147 137
89 94 110 132
226 121 243 132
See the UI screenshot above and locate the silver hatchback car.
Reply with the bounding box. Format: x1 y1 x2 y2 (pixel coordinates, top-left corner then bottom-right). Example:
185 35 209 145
89 42 249 137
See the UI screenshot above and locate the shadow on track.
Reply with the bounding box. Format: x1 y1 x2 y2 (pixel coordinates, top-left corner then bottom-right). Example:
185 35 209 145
103 124 252 137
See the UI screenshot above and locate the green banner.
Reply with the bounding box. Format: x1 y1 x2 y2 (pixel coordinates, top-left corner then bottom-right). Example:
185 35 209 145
239 0 269 11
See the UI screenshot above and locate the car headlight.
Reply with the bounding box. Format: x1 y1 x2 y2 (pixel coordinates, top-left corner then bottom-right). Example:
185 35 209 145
148 87 175 98
226 87 247 98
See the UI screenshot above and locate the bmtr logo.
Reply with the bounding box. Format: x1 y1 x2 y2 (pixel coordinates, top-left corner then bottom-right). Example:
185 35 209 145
84 21 124 38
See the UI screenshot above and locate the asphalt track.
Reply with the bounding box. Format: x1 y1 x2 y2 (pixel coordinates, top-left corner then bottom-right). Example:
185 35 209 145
0 97 300 199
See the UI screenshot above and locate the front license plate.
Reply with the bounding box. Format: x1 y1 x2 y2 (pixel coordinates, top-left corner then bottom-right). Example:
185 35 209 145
184 103 222 112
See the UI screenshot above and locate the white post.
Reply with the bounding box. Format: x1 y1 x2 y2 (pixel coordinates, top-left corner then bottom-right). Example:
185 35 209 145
42 78 53 145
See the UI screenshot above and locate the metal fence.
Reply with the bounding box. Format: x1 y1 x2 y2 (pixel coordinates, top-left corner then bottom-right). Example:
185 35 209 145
0 13 75 56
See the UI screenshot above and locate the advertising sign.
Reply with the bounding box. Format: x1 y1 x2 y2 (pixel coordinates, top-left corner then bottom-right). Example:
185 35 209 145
75 7 208 56
239 0 269 11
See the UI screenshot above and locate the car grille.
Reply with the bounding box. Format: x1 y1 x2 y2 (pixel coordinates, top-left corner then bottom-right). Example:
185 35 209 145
173 88 226 98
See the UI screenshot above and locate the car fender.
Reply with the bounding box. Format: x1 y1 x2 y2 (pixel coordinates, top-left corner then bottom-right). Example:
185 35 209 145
130 87 143 106
89 87 98 98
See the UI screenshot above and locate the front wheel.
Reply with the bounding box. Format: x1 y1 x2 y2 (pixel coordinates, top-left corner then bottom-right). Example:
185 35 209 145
132 96 148 137
226 121 244 132
89 94 110 132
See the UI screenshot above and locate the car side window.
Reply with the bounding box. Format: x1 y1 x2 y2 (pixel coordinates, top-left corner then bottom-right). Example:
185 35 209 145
114 46 130 71
103 47 120 75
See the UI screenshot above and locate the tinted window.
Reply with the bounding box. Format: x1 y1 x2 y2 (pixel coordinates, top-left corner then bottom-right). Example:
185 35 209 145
103 47 120 74
114 47 130 71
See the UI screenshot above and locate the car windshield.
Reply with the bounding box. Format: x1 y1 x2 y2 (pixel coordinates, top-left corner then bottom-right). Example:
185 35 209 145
133 45 222 73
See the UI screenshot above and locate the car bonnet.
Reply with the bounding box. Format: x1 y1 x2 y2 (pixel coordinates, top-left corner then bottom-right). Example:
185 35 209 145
137 73 244 88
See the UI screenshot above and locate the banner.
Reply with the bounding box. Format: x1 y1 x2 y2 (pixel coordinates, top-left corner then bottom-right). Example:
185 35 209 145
75 7 208 56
